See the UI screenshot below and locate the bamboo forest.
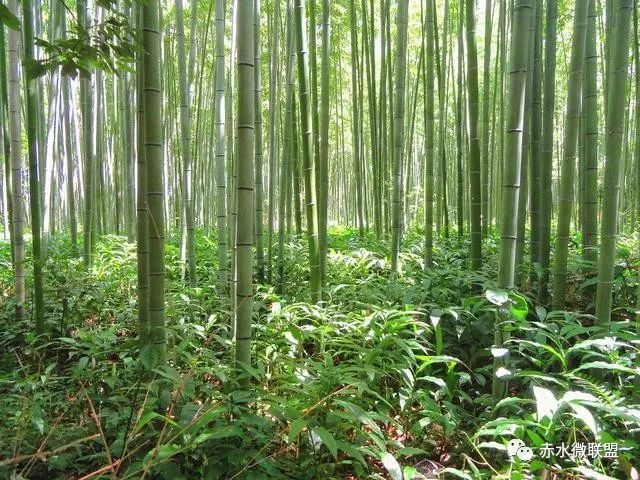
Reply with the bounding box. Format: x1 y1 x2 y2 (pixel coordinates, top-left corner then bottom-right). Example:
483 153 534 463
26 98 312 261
1 0 640 478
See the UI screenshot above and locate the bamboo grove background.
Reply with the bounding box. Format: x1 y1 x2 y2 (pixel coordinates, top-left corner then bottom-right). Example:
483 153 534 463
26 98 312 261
0 0 639 371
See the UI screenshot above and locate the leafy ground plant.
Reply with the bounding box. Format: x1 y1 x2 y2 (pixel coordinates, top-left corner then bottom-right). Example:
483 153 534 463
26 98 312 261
0 229 638 479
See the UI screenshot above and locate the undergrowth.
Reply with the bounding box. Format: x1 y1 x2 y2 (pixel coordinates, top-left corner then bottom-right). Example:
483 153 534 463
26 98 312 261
0 228 638 479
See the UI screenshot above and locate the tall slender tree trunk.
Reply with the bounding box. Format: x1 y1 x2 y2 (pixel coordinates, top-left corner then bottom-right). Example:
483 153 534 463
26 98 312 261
465 0 482 272
635 3 640 346
529 0 543 281
349 0 364 236
493 0 533 400
292 98 303 236
122 7 135 243
455 7 464 238
7 0 24 321
278 6 295 292
318 0 330 289
538 0 558 303
0 27 9 249
551 1 589 310
0 26 10 251
582 0 598 266
295 0 321 303
136 6 150 343
77 0 94 268
176 0 197 287
390 0 409 275
266 0 280 283
215 0 228 292
254 0 265 283
437 0 449 239
235 0 255 370
595 0 634 326
480 0 492 236
423 0 434 267
62 74 78 252
515 1 536 285
22 0 45 333
143 0 167 365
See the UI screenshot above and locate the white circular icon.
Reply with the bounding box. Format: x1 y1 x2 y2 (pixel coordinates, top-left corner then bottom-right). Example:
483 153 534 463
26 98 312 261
507 439 534 461
517 446 534 461
507 439 525 457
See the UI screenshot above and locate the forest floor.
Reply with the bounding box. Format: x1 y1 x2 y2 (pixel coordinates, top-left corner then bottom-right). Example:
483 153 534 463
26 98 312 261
0 228 638 479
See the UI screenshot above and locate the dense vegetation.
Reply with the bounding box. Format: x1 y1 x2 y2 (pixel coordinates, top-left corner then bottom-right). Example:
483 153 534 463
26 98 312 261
1 230 638 479
0 0 639 479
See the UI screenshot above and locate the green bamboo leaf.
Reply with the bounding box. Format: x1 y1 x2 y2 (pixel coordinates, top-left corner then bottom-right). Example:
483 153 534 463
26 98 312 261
381 452 403 480
516 340 566 367
439 468 473 480
573 362 637 374
572 467 618 480
567 404 598 437
403 466 417 480
143 444 181 467
313 426 338 459
533 385 559 421
334 399 381 435
567 338 625 355
0 4 20 30
194 425 242 444
509 292 528 319
136 410 163 431
396 447 427 456
486 289 509 306
32 403 45 434
140 345 158 369
287 418 307 443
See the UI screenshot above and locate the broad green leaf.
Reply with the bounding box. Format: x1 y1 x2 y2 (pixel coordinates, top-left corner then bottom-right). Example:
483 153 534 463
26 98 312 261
486 289 509 306
429 309 441 328
477 441 506 451
207 425 242 440
533 386 558 421
493 396 534 412
573 362 637 375
415 355 462 370
491 348 509 358
313 426 337 459
572 467 618 480
143 444 181 467
419 375 447 389
439 468 473 480
32 403 45 434
535 305 547 321
0 4 20 30
287 418 307 443
495 367 512 379
140 344 158 369
337 441 367 467
518 370 567 386
194 425 242 444
517 340 566 367
396 447 427 456
477 418 540 437
381 452 403 480
568 404 598 437
403 466 417 480
560 391 599 403
136 410 163 431
334 399 381 435
509 292 528 320
567 338 624 355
